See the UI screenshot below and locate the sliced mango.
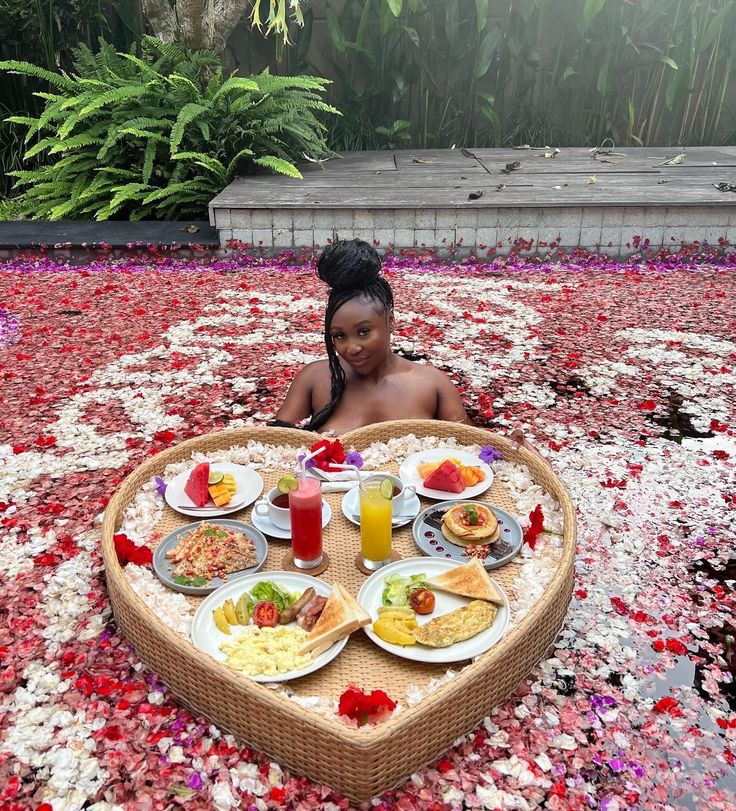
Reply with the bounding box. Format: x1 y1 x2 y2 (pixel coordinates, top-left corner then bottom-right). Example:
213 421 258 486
377 605 415 618
208 482 231 506
373 618 416 646
461 466 485 486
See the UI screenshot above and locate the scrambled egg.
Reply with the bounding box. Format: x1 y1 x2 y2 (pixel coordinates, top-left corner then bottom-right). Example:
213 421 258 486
220 626 312 676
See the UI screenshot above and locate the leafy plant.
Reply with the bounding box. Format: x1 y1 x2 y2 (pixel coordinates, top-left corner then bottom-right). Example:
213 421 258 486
1 36 338 220
0 1 141 70
320 0 504 149
0 196 23 220
315 0 736 149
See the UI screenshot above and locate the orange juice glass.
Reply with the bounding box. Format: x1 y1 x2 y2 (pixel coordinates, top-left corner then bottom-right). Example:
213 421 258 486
359 476 393 570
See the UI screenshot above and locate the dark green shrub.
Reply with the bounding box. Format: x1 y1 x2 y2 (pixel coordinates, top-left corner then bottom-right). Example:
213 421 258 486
1 37 338 220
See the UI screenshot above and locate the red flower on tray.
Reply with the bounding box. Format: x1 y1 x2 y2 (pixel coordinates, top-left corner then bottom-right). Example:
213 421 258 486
523 505 545 550
338 684 396 726
113 533 153 567
308 438 347 472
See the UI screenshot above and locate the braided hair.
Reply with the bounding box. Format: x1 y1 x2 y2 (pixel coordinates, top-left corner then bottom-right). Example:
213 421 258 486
306 239 394 431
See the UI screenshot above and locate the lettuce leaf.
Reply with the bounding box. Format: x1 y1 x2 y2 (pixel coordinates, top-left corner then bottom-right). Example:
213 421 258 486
249 581 296 612
381 573 429 606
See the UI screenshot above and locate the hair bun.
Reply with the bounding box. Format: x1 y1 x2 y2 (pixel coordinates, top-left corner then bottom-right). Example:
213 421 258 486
317 239 382 291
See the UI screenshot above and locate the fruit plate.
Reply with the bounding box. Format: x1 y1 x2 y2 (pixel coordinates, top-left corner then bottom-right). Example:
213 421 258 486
165 462 264 518
153 520 268 596
412 501 523 570
191 572 349 683
398 448 493 500
357 557 510 664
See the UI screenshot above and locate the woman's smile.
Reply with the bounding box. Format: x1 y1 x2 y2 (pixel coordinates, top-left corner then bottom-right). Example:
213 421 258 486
329 298 393 375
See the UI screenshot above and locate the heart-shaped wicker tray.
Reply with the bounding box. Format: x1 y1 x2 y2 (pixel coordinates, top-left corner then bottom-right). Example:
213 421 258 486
102 420 575 801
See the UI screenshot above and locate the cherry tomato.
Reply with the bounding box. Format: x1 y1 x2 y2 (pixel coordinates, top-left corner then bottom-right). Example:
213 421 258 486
253 600 280 627
409 588 435 615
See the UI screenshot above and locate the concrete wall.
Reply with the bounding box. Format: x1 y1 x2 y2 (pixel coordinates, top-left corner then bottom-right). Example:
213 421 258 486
213 204 736 258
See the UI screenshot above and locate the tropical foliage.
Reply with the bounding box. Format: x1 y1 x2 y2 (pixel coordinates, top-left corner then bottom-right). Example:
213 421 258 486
0 0 142 196
0 37 337 220
319 0 736 149
140 0 306 52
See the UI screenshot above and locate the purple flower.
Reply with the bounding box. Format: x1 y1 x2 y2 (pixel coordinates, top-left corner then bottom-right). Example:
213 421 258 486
155 476 167 497
608 757 625 773
187 772 203 790
591 693 617 709
345 449 364 468
629 761 646 778
297 453 317 470
0 308 20 348
479 445 502 464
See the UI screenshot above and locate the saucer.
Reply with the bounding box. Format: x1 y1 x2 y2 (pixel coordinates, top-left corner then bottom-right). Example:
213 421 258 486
250 499 331 540
341 485 421 529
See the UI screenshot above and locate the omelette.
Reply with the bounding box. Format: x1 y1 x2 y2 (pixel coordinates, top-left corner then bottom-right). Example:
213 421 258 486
413 600 497 648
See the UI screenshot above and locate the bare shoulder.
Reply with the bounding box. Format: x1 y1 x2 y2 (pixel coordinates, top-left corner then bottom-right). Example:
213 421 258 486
409 359 458 389
408 360 468 422
275 359 330 424
296 358 330 382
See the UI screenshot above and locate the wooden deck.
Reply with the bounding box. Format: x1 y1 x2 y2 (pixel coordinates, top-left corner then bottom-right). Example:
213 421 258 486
209 147 736 256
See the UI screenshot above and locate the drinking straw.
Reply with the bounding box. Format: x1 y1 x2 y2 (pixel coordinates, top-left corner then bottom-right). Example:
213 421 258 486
298 444 327 473
329 462 363 485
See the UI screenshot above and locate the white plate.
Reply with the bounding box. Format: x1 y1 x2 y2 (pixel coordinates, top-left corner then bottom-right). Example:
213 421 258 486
357 557 510 664
250 500 332 540
341 485 421 529
191 571 348 683
399 448 493 500
165 462 264 518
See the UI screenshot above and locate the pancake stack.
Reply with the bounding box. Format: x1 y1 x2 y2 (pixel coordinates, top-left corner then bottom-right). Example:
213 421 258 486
441 503 499 547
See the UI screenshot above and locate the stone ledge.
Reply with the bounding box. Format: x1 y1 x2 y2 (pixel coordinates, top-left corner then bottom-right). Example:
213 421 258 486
0 221 218 249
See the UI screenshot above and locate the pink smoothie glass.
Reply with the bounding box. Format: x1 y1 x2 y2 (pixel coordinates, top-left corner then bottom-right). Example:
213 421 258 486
288 474 323 568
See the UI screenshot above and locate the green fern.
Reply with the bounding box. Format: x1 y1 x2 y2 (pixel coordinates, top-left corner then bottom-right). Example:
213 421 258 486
79 85 151 117
170 103 208 154
0 60 75 91
142 138 157 184
252 156 302 178
1 37 339 221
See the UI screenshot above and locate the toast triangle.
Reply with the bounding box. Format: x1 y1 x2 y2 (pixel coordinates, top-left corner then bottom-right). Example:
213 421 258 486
297 583 366 656
426 558 505 605
334 582 371 627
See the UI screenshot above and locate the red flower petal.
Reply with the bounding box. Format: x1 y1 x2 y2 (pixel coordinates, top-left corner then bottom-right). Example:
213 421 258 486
523 505 545 549
653 696 679 714
665 638 688 656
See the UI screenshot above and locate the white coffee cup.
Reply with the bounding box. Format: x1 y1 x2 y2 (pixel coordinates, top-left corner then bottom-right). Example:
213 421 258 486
254 487 292 530
363 474 416 516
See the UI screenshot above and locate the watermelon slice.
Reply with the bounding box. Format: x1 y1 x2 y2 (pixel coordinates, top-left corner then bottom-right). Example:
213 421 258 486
423 460 465 493
184 462 210 507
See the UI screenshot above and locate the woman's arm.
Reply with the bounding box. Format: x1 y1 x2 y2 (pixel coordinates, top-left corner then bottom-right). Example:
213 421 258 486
509 428 552 468
273 365 315 425
434 370 471 424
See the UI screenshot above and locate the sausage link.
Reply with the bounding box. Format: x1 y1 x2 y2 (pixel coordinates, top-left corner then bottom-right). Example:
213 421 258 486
279 587 316 624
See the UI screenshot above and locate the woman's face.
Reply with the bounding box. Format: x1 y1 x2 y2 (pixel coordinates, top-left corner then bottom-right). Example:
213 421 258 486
329 296 393 374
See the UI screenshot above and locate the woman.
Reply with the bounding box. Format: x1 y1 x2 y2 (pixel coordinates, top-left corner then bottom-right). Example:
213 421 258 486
273 239 469 435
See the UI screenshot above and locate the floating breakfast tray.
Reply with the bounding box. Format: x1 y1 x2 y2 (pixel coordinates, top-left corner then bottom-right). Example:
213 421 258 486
102 421 576 802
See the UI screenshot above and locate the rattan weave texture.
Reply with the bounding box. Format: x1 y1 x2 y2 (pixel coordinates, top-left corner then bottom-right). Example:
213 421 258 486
102 421 576 801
